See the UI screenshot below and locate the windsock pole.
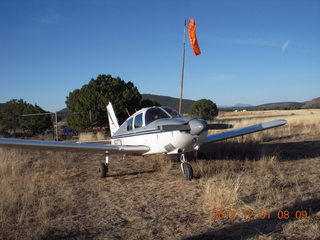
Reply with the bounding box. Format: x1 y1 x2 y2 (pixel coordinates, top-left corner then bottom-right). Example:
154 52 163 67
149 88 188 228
179 19 187 114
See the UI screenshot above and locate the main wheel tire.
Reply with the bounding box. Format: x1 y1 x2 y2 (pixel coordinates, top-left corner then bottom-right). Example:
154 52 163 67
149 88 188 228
181 162 193 180
99 163 108 178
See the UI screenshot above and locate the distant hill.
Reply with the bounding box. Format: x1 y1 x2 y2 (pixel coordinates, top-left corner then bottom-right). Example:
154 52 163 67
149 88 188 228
302 97 320 109
233 103 253 108
140 95 320 111
142 94 195 113
250 102 304 110
248 98 320 110
4 95 320 117
57 108 69 121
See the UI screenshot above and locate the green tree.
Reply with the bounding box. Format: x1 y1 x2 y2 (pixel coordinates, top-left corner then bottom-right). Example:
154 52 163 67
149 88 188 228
20 104 52 135
0 99 52 135
0 99 25 133
66 74 142 130
189 99 218 120
140 98 161 108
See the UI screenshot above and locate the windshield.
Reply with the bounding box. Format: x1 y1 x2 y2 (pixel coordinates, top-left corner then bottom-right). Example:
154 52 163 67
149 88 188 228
145 107 170 125
161 107 182 118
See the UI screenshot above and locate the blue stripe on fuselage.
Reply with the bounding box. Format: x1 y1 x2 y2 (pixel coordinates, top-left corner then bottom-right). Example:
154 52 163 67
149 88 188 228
112 129 164 139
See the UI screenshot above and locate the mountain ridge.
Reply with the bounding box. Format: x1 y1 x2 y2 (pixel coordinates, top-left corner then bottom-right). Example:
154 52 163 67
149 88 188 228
141 94 195 112
142 94 320 111
1 96 319 113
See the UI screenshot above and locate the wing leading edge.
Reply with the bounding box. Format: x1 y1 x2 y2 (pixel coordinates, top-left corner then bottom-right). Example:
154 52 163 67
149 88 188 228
0 138 149 155
204 119 287 144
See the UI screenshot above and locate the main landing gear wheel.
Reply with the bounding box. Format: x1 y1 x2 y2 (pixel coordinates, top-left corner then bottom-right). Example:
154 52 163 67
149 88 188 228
181 162 193 181
180 154 193 180
99 163 108 178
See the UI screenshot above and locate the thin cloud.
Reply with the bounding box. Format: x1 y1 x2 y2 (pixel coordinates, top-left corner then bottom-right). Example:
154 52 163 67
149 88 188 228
207 35 296 56
281 40 290 54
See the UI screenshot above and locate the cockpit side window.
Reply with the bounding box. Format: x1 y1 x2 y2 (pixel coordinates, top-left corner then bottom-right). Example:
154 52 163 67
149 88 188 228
126 117 133 131
134 113 143 129
161 107 182 118
145 108 170 125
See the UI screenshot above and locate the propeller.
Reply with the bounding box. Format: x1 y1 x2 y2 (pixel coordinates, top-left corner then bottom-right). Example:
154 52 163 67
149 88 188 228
160 124 190 131
206 123 233 130
159 121 233 135
159 119 206 135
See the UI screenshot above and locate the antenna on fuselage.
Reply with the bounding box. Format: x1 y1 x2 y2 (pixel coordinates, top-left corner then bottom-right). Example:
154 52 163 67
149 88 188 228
125 108 130 117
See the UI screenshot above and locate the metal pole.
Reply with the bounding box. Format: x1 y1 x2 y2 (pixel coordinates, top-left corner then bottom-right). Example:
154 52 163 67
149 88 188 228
52 116 55 140
179 19 187 114
55 112 58 141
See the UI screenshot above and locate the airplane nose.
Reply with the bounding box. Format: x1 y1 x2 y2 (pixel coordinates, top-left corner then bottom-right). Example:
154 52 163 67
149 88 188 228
188 119 207 135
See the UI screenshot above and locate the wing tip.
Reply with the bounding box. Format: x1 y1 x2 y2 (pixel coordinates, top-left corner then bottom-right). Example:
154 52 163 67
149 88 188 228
262 119 287 129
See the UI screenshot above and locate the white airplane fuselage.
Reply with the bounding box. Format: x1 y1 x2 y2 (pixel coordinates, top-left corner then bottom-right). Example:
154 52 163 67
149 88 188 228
107 104 209 155
106 103 287 159
111 129 208 155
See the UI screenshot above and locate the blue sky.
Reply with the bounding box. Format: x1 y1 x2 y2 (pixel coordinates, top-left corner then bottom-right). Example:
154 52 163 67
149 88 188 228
0 0 319 111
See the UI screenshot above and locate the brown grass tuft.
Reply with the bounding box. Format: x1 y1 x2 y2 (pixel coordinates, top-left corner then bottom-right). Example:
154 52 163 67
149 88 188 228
203 171 244 210
0 148 86 239
78 131 105 142
148 154 175 177
282 215 320 239
96 131 105 140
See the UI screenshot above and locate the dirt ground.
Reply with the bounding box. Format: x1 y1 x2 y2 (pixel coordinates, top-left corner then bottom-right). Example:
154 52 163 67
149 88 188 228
1 110 320 239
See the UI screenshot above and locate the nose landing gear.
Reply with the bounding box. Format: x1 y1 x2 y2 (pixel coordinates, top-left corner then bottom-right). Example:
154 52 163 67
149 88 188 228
180 154 193 180
99 163 108 178
99 152 109 178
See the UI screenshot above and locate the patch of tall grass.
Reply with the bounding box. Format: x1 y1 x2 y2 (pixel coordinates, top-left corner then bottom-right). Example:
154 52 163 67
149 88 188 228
78 131 106 142
0 148 81 239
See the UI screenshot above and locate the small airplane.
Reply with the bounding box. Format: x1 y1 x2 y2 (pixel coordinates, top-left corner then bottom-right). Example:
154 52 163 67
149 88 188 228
0 102 287 180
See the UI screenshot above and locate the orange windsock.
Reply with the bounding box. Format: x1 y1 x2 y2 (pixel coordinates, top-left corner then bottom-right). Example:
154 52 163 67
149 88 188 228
188 19 201 56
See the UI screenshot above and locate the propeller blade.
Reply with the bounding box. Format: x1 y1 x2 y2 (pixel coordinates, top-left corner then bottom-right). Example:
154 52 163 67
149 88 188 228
159 120 229 133
206 123 233 130
159 124 190 131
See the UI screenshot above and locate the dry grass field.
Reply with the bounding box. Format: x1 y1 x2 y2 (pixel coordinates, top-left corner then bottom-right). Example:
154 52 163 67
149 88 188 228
1 109 320 239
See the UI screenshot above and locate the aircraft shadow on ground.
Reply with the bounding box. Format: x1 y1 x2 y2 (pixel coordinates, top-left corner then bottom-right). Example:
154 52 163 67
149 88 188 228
183 198 320 240
107 169 157 178
43 230 93 240
198 140 320 161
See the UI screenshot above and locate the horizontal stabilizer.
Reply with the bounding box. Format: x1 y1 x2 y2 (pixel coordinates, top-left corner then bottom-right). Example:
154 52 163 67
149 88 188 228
204 119 287 143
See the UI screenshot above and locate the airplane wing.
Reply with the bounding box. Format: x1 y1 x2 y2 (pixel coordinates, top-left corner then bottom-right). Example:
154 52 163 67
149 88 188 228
204 119 287 144
0 138 149 155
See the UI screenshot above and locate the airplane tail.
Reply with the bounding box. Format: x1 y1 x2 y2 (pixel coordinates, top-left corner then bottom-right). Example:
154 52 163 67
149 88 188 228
106 102 119 136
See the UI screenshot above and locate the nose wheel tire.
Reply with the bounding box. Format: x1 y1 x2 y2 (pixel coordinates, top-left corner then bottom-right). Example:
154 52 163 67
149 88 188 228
99 163 108 178
181 162 193 180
